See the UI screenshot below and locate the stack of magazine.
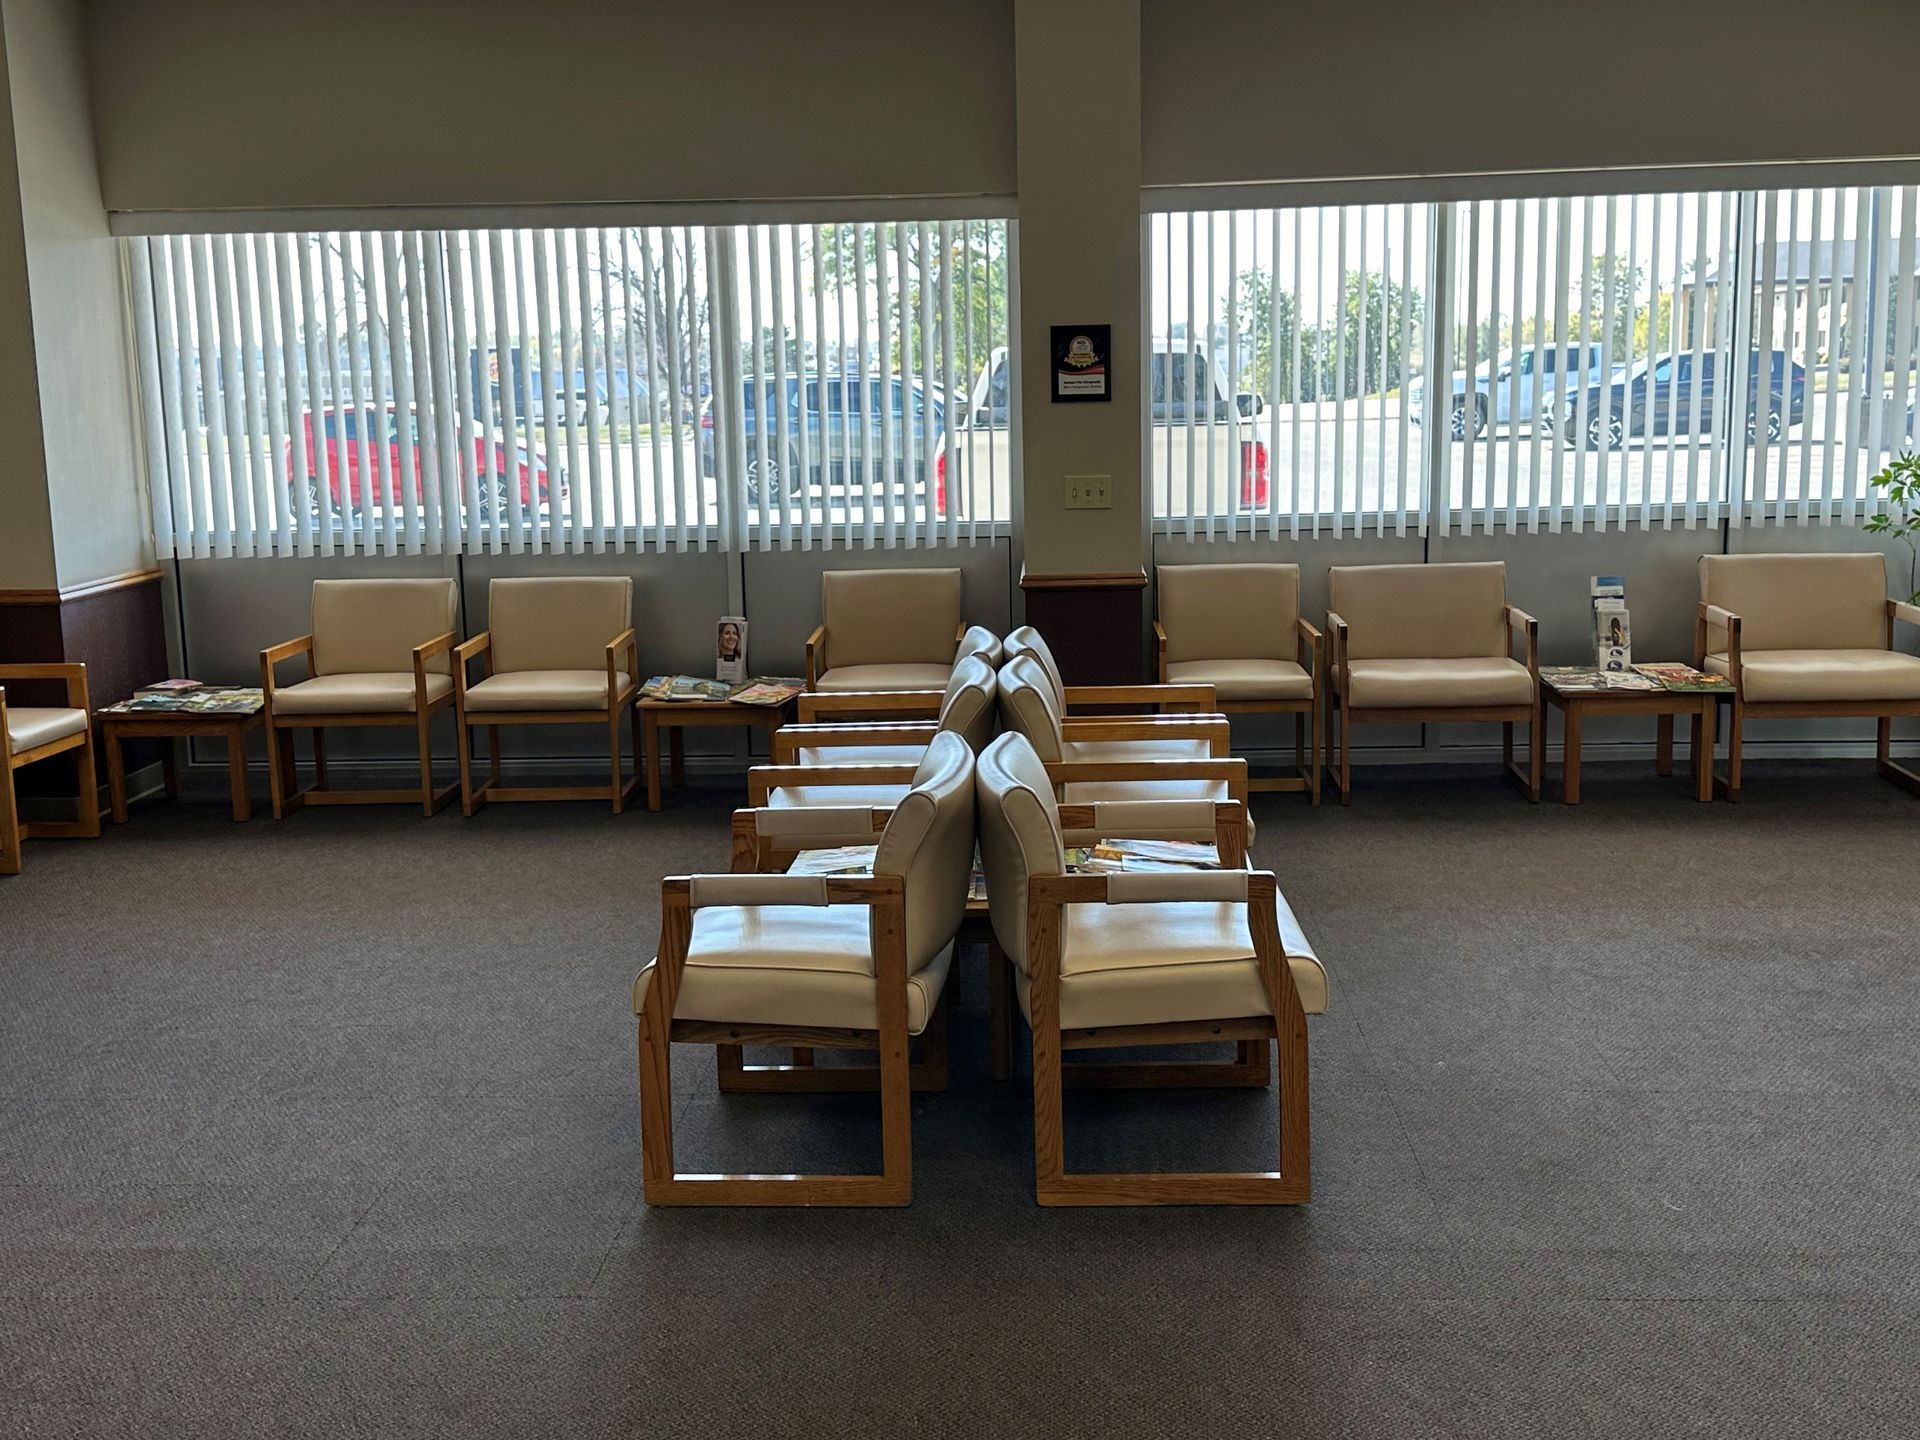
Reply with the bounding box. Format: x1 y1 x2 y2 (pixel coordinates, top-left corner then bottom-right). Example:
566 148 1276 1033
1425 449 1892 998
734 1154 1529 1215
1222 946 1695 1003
1539 663 1732 694
101 682 264 715
639 675 804 706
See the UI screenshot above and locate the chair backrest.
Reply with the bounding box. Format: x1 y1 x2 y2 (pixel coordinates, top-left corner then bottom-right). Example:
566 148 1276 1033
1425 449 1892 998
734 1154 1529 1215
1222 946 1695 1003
1158 563 1299 664
872 731 977 974
1328 562 1509 660
1002 626 1066 712
973 731 1065 972
311 578 458 677
957 624 1003 668
995 653 1065 763
488 576 634 673
1698 552 1887 653
938 654 999 752
821 568 963 669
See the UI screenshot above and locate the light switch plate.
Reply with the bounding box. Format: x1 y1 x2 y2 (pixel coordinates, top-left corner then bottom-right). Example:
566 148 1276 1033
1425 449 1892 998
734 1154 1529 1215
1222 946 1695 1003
1065 474 1112 509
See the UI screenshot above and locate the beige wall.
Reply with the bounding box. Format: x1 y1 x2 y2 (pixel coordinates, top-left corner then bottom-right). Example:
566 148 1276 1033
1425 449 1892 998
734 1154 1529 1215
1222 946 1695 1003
1142 0 1920 191
1013 0 1142 577
7 0 145 589
0 13 54 590
84 0 1016 215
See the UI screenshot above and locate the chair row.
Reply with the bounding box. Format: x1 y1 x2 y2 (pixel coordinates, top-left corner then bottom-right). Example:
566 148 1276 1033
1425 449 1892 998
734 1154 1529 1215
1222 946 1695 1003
1150 551 1920 803
633 729 1326 1208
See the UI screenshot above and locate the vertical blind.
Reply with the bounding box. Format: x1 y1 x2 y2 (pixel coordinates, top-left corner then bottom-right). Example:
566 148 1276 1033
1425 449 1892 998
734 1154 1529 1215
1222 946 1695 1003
125 218 1014 559
1149 181 1919 537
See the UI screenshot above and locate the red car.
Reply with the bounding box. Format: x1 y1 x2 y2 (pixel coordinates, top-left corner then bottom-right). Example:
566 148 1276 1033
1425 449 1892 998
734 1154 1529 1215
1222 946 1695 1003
288 405 564 519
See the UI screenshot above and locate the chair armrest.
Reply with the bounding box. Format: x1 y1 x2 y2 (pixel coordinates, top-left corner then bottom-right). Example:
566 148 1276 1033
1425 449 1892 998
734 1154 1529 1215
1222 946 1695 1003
453 631 491 695
1296 616 1324 680
1061 682 1216 714
804 624 826 688
1326 611 1350 691
412 630 457 705
770 721 937 763
1060 714 1232 756
668 872 903 910
1030 868 1271 907
1056 796 1248 866
606 627 638 703
1506 606 1539 678
797 689 945 723
1045 755 1249 807
1694 601 1742 674
0 662 90 711
259 634 314 698
1889 598 1920 631
1152 620 1169 682
746 761 920 806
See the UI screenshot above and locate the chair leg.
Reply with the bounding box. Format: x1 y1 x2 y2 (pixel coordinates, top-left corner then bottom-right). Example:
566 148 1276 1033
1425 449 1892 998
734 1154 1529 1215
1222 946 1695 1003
637 990 678 1203
1308 693 1323 807
73 730 101 837
311 729 328 789
1338 696 1352 805
1528 708 1543 803
608 709 625 815
488 725 502 787
457 713 481 816
416 712 436 817
0 763 21 876
1724 701 1744 803
268 725 298 819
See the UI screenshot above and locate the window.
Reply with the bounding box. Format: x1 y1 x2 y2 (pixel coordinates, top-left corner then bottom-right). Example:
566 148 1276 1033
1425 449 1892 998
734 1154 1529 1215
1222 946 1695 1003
126 217 1013 559
1149 181 1918 537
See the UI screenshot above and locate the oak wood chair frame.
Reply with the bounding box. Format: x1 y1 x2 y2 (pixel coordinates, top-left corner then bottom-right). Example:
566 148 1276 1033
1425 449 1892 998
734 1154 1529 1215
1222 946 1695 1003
451 628 641 814
0 664 99 876
1325 604 1541 804
260 632 460 819
1153 615 1325 802
638 873 920 1206
1696 596 1920 802
1017 866 1311 1206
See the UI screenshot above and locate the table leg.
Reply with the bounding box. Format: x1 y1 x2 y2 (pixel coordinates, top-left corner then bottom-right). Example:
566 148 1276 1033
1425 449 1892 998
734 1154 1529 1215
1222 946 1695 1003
1694 698 1715 803
1655 713 1674 777
643 711 662 812
1562 703 1583 806
161 742 180 799
226 730 252 822
669 726 685 787
106 730 129 824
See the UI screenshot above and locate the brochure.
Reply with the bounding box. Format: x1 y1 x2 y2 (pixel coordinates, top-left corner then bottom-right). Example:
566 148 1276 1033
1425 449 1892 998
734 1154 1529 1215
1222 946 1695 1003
1632 663 1734 693
1540 667 1659 693
716 616 748 685
138 678 206 693
728 678 805 708
640 674 732 703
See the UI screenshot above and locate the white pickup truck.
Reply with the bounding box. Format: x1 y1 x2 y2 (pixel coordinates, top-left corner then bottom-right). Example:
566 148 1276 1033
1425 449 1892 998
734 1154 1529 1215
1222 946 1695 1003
934 343 1269 520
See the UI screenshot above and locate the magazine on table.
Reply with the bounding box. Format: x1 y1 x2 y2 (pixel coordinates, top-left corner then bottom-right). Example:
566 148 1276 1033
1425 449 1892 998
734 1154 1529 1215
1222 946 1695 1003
786 845 880 878
1540 666 1658 694
1633 663 1733 692
103 686 265 715
727 678 806 707
640 674 732 703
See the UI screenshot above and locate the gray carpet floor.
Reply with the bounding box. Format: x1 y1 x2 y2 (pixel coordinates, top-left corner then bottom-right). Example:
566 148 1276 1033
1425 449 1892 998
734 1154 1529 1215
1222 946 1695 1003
1 759 1916 1438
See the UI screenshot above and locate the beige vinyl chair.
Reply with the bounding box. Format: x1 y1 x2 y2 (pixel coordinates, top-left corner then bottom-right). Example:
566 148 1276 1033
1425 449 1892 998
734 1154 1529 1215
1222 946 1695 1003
452 577 640 814
0 663 99 876
799 567 991 721
1153 563 1323 804
1003 625 1217 717
740 654 998 869
1696 552 1920 800
996 653 1247 844
1326 561 1540 803
975 732 1325 1206
634 731 976 1207
261 578 460 818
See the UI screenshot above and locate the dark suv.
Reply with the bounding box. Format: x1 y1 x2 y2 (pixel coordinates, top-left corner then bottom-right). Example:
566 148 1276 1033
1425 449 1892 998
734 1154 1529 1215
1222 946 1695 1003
1548 350 1807 450
698 374 945 502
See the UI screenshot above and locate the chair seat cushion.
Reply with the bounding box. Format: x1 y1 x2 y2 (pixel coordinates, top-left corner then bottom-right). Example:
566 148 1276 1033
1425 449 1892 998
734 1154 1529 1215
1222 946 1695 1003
814 663 953 694
1704 649 1920 703
463 669 631 712
5 706 87 753
1338 657 1533 709
1061 736 1214 764
1014 897 1326 1029
634 925 951 1036
794 743 927 768
1165 658 1314 703
271 673 454 716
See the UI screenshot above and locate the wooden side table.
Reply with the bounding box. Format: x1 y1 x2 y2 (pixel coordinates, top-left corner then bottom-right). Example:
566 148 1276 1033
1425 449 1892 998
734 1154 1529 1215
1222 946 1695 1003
102 708 264 823
1541 682 1716 805
639 696 795 812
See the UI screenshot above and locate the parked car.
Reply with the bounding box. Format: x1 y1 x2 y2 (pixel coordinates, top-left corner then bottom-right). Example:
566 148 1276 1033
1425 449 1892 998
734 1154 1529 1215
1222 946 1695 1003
288 404 565 519
1546 350 1808 450
698 374 947 504
940 343 1268 517
1409 344 1609 439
